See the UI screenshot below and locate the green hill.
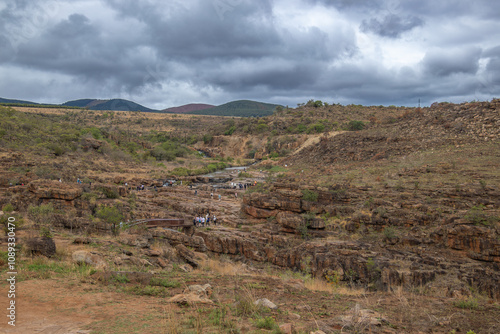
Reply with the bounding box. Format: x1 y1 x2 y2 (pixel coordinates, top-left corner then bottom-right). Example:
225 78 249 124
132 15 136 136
61 99 96 108
0 97 40 105
188 100 282 117
62 99 157 112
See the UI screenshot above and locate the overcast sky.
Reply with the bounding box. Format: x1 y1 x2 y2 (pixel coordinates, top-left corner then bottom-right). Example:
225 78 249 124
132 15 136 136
1 0 499 109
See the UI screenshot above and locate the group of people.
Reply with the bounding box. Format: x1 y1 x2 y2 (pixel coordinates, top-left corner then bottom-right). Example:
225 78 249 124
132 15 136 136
194 214 217 227
230 182 249 189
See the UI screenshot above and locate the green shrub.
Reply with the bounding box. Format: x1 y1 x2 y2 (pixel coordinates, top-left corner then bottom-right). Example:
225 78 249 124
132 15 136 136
465 205 499 226
383 226 396 239
112 274 130 283
202 134 213 144
98 186 119 199
150 277 181 288
224 126 236 135
1 214 24 235
454 298 479 310
306 122 325 133
347 120 365 131
2 203 14 212
125 285 164 296
254 316 278 330
28 204 55 224
301 189 319 202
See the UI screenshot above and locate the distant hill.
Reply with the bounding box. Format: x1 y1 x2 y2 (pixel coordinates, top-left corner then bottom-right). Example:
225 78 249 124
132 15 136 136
61 99 96 108
62 99 157 112
162 103 215 114
0 97 39 105
188 100 282 117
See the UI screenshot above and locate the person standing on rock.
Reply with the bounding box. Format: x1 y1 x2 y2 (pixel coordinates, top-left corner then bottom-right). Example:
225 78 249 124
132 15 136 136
211 192 213 199
213 215 217 225
218 194 221 201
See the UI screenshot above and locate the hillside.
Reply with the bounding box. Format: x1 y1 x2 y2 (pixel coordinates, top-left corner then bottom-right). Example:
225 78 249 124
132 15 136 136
162 103 215 113
63 98 157 112
0 100 499 333
188 99 282 117
0 97 39 105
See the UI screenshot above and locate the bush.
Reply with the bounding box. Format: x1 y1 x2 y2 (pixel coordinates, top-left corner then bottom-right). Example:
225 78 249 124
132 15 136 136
254 316 278 330
1 214 24 235
306 122 326 133
302 189 319 202
454 298 479 310
224 126 236 135
98 186 119 199
465 205 499 226
28 204 55 224
2 203 14 212
347 120 365 131
202 134 213 144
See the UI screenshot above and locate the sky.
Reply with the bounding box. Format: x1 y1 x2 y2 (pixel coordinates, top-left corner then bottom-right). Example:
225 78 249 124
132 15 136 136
1 0 499 110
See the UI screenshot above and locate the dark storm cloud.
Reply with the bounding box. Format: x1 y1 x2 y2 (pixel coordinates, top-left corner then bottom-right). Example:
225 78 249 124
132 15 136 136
360 14 423 38
0 0 499 108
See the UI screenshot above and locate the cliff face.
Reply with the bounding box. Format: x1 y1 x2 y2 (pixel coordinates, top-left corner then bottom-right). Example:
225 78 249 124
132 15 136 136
235 181 500 298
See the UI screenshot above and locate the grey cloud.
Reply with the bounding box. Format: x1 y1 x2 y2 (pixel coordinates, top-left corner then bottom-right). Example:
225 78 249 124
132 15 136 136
360 13 423 38
422 47 482 77
0 0 499 108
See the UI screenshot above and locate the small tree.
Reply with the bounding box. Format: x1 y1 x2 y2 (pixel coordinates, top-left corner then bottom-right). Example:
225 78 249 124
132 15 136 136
96 205 124 236
28 204 55 238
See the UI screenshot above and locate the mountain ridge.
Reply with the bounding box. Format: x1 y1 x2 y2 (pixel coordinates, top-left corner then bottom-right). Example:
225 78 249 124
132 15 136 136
1 97 282 117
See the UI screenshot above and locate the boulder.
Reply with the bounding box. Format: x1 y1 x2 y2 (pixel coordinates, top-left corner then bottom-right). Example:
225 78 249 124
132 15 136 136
119 234 150 248
167 293 214 305
25 237 56 257
184 284 212 297
277 211 305 230
175 244 199 268
72 250 107 268
254 298 278 310
279 323 293 334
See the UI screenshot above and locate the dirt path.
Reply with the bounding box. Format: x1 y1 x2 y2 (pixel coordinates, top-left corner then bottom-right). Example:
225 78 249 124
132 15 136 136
0 280 95 333
293 131 345 154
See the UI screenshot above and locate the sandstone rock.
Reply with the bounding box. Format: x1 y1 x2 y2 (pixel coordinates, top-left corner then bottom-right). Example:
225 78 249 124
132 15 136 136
184 284 212 297
72 250 107 268
242 204 277 219
175 244 199 268
341 304 388 328
28 180 82 200
277 211 305 230
73 237 92 244
156 258 168 268
254 298 277 310
279 323 293 334
168 293 214 305
152 228 206 252
432 224 500 262
145 249 162 257
179 264 193 272
119 234 150 248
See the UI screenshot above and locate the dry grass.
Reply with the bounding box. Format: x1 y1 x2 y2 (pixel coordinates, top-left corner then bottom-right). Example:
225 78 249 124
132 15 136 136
200 258 248 276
